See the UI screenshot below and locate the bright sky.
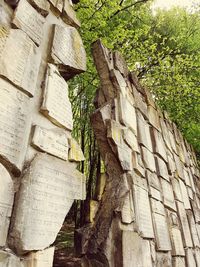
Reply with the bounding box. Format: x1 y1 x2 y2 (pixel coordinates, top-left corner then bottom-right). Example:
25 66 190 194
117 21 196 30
152 0 200 11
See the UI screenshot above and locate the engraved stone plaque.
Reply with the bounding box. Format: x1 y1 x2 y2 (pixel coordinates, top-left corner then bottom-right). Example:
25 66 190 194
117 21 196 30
161 179 176 211
0 26 41 97
122 231 153 267
32 125 69 160
12 0 45 45
179 179 191 209
0 78 31 173
41 64 73 130
185 249 196 267
133 184 154 238
137 111 152 151
123 128 139 152
176 201 193 248
0 164 14 246
187 210 200 247
51 25 86 78
153 212 172 251
172 257 185 267
62 0 81 28
171 177 183 202
170 228 185 256
9 154 86 253
121 190 135 224
141 146 156 172
151 127 167 162
155 156 169 181
156 252 172 267
0 251 22 267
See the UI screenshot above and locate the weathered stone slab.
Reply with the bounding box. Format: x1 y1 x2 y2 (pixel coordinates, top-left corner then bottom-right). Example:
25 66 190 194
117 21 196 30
174 155 184 180
187 210 200 247
161 178 176 211
160 119 172 151
176 201 193 248
155 156 169 181
151 198 165 216
23 246 55 267
0 0 12 26
48 0 63 12
191 200 200 223
133 184 154 238
0 164 14 246
179 179 191 210
0 26 41 97
172 257 186 267
118 94 137 135
146 170 161 191
151 127 167 162
0 78 31 174
156 252 172 267
152 212 171 251
110 69 129 98
68 138 85 162
137 111 152 151
12 0 45 45
62 0 81 28
32 125 69 160
51 25 86 78
148 105 161 130
122 231 153 267
9 154 86 254
30 0 50 17
185 249 196 267
171 177 183 202
121 190 135 224
132 152 145 177
0 251 22 267
141 146 156 172
123 127 139 152
41 64 73 130
170 228 185 256
195 248 200 267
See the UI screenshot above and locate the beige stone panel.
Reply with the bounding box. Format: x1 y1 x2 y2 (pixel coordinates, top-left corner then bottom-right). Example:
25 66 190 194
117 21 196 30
185 249 197 267
141 146 156 172
137 111 153 151
148 105 160 130
123 127 139 152
62 0 81 28
117 144 133 171
51 24 86 77
118 94 137 135
0 164 14 246
133 184 154 238
32 125 69 160
121 190 135 224
146 170 161 191
160 118 172 151
23 247 55 267
12 0 45 45
161 178 176 211
176 201 193 248
110 69 129 99
153 212 172 251
195 248 200 267
151 127 167 162
179 179 191 210
41 64 73 130
151 198 165 216
0 251 22 267
122 231 153 267
9 154 86 254
132 151 146 177
191 200 200 224
0 0 13 26
172 257 186 267
0 78 32 174
169 130 177 154
68 138 85 162
132 86 148 119
149 186 162 201
171 177 183 202
174 155 184 180
167 151 176 174
156 252 172 267
0 26 41 97
155 156 170 181
48 0 63 12
171 228 185 256
30 0 50 17
187 210 200 248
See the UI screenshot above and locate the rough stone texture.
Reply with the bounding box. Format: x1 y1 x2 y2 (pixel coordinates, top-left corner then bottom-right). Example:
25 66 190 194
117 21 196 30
78 40 200 267
0 0 86 265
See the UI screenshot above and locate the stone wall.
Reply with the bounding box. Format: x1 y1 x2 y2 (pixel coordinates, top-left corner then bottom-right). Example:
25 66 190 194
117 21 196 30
0 0 86 266
79 40 200 267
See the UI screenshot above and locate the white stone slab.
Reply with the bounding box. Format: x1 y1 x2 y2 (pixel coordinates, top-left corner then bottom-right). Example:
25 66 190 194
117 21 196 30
156 252 172 267
153 212 171 251
161 179 176 211
0 164 14 246
118 94 137 135
141 146 156 172
151 127 167 162
171 178 183 202
185 249 196 267
0 78 31 173
12 0 45 45
41 64 73 130
51 25 86 76
133 184 154 238
9 154 86 253
121 191 135 224
23 246 55 267
179 179 191 209
68 138 85 162
176 201 193 248
0 251 22 267
172 257 186 267
155 156 169 181
62 0 81 28
122 231 153 267
171 228 185 256
0 26 41 97
32 125 69 160
151 198 165 216
123 127 139 152
137 112 152 151
187 210 200 247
